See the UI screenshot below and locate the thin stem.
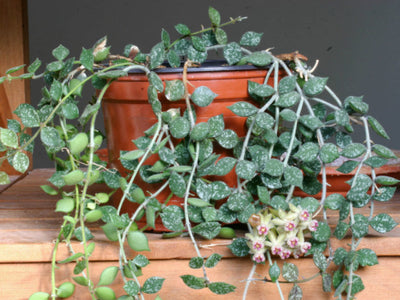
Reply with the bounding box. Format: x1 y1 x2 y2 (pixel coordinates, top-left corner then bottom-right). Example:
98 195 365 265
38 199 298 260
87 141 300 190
242 263 257 300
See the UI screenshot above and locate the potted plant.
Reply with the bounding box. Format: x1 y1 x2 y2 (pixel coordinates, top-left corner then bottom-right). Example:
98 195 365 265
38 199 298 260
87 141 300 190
0 7 398 300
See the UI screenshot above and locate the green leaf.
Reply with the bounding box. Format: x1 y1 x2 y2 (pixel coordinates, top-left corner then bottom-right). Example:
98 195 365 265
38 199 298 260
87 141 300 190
95 287 116 300
210 181 231 200
367 116 389 139
205 253 222 268
215 28 227 45
0 171 11 185
0 128 18 149
73 276 89 286
169 172 186 197
245 51 272 66
160 205 184 231
294 142 319 162
248 81 275 98
191 86 217 107
325 193 345 210
40 127 64 151
6 64 25 74
303 77 328 96
175 24 191 35
98 266 119 286
150 42 165 69
12 151 29 173
364 156 388 168
28 58 42 73
352 214 369 238
345 96 368 114
228 101 258 117
192 221 221 239
7 119 21 133
98 70 128 79
223 42 242 65
49 80 62 100
165 80 185 101
288 285 303 300
313 250 328 271
311 222 330 242
212 157 237 176
189 257 204 269
46 61 63 72
299 115 323 131
180 275 206 290
337 160 359 174
141 277 165 294
280 109 297 122
357 248 378 267
123 281 139 296
216 129 238 149
374 186 396 202
335 109 350 127
275 91 300 108
333 247 347 266
169 117 190 139
375 175 400 186
227 192 250 212
208 6 221 25
269 262 280 282
370 213 397 233
255 112 275 129
148 72 164 92
127 231 150 251
263 158 284 177
278 75 297 94
80 47 94 71
56 282 75 298
228 238 249 257
168 50 180 68
348 275 364 295
207 114 225 137
55 197 74 213
341 143 366 158
190 122 209 141
298 197 319 213
235 160 256 180
14 104 41 128
208 282 236 295
161 29 170 47
320 143 340 163
240 31 263 47
373 144 397 159
282 262 299 282
52 44 70 60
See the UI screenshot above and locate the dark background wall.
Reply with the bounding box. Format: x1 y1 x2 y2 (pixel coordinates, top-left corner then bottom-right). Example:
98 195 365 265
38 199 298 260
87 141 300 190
28 0 400 167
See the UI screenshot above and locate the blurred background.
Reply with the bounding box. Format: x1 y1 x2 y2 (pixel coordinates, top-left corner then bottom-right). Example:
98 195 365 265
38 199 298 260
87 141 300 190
27 0 400 167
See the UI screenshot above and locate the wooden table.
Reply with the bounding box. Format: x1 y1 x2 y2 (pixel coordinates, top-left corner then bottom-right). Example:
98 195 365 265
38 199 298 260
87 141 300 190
1 169 399 299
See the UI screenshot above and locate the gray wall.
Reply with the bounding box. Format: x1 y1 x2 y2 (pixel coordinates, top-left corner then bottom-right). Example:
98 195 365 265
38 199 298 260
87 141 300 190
28 0 400 167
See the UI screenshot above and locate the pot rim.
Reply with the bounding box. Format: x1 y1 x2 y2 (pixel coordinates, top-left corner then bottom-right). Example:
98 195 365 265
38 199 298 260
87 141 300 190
123 59 271 74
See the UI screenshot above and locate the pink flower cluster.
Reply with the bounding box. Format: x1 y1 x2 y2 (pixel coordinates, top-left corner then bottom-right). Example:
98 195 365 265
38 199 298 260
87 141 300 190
245 204 319 263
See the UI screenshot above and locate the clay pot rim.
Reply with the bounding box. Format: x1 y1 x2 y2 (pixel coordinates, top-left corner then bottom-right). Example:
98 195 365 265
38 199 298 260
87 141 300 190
104 59 272 74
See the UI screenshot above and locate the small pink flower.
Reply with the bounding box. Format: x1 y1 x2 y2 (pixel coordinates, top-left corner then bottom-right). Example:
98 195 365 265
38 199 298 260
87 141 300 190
257 224 269 236
308 220 319 232
279 248 291 259
287 236 299 248
271 245 283 255
253 240 264 251
299 210 310 221
253 252 266 263
284 221 296 232
300 242 312 254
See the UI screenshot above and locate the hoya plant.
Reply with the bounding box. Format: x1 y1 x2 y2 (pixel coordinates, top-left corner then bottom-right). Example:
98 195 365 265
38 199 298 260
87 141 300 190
0 7 397 300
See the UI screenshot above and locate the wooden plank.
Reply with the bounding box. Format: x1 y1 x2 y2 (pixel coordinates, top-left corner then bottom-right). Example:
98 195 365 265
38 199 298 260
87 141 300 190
0 257 399 300
0 0 30 175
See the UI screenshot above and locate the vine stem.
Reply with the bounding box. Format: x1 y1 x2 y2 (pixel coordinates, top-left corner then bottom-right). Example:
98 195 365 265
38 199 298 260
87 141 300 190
242 263 257 300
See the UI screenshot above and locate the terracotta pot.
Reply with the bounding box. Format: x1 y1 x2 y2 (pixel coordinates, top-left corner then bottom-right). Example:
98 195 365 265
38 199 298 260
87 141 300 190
102 61 283 230
294 151 400 198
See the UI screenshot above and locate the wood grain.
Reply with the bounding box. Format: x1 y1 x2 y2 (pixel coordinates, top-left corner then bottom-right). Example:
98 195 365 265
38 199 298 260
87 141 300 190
0 169 400 299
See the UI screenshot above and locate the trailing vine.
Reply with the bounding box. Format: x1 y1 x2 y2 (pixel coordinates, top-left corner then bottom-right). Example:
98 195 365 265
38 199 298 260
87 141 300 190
0 6 398 300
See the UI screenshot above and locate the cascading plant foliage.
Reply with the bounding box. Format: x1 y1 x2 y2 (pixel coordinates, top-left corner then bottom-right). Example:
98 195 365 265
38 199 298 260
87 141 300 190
0 6 398 300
